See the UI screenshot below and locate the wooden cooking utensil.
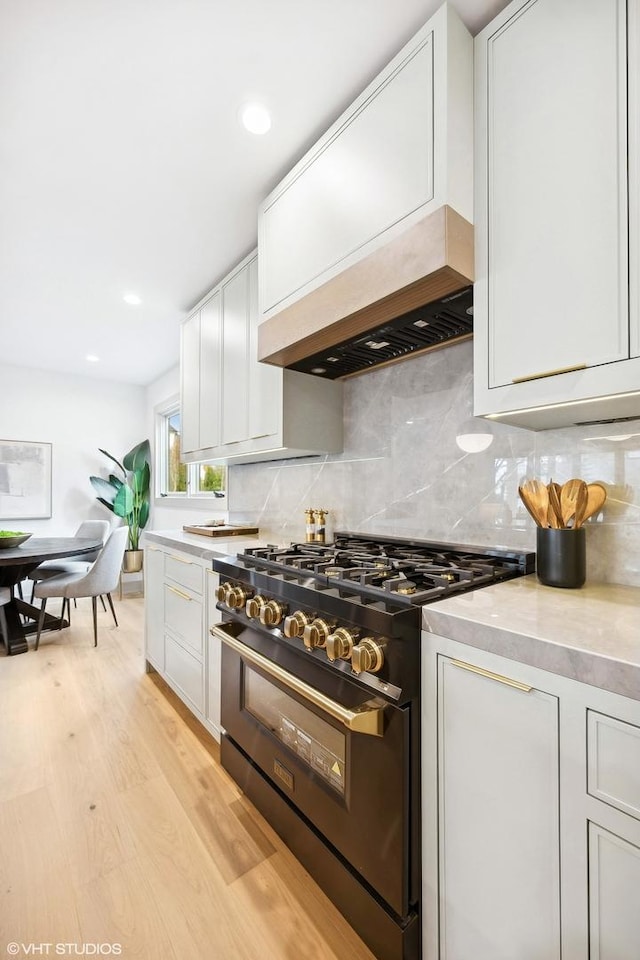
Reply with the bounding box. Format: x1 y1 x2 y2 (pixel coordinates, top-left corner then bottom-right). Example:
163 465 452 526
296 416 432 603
559 479 587 527
519 479 549 527
519 486 541 526
575 482 607 527
572 481 588 530
547 481 563 528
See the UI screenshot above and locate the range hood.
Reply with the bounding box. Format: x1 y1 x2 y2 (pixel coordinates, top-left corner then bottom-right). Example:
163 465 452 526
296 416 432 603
257 205 474 379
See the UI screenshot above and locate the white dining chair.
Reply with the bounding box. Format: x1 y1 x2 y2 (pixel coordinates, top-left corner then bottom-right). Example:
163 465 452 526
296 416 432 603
29 520 111 601
34 527 128 649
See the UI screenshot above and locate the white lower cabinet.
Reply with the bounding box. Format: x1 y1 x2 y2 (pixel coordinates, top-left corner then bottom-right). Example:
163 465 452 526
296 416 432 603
589 823 640 960
144 544 222 742
436 655 560 960
423 634 640 960
164 634 204 714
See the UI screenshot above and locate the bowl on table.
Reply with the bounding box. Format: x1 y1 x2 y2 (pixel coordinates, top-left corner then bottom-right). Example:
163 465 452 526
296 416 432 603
0 531 32 549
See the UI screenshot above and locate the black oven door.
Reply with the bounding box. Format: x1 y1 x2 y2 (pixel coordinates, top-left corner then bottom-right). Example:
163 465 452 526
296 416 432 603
214 622 414 918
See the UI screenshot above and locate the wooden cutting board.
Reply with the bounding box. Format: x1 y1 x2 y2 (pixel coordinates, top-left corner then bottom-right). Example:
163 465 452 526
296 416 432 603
182 524 259 538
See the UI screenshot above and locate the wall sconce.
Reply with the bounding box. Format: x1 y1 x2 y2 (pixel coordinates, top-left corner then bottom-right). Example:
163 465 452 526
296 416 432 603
456 419 494 453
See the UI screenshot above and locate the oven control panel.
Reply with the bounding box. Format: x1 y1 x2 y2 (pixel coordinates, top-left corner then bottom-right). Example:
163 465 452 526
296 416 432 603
216 583 388 678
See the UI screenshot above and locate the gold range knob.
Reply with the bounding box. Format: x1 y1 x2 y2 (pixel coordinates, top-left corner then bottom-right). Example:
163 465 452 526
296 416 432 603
283 611 313 639
260 599 287 627
245 595 267 620
216 582 249 609
351 638 385 675
216 582 232 604
326 627 358 662
226 585 250 610
303 618 334 650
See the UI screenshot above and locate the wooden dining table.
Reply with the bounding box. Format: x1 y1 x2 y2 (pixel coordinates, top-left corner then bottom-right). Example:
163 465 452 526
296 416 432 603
0 537 102 655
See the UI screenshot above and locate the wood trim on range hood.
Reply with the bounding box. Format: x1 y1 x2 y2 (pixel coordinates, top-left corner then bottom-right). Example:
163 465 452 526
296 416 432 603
258 205 474 369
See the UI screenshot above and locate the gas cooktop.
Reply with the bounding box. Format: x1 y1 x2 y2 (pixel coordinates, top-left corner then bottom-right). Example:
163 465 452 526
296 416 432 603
238 532 535 607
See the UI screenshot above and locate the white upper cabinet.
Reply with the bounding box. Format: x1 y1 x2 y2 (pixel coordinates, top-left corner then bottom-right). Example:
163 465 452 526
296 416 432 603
221 264 250 446
198 291 221 451
474 0 640 429
259 3 472 321
180 251 343 465
247 257 280 441
630 0 640 360
180 309 201 455
181 292 221 455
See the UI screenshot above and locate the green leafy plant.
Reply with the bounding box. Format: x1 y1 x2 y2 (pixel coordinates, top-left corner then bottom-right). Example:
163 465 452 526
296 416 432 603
89 439 151 551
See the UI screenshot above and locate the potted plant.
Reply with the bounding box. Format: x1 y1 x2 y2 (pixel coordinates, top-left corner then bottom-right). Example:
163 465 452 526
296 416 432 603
90 439 151 572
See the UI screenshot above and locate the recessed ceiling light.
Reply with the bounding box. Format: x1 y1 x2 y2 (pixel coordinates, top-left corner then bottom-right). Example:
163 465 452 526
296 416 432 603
240 102 271 135
86 354 100 363
123 293 141 305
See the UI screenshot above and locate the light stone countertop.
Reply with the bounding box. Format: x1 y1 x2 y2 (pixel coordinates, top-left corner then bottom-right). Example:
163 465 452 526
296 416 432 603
143 529 272 561
422 575 640 701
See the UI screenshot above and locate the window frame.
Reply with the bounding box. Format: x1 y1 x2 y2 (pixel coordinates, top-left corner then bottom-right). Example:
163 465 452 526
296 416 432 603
155 396 228 506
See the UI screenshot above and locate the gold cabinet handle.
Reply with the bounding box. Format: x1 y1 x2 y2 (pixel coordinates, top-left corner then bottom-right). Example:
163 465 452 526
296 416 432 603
148 546 161 552
206 568 217 576
211 624 385 737
512 363 586 384
167 585 192 602
450 659 533 693
170 555 193 565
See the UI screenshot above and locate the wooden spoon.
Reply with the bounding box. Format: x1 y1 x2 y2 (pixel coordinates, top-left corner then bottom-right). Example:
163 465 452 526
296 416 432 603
519 479 549 527
560 479 587 527
547 481 563 528
572 481 589 529
576 482 607 527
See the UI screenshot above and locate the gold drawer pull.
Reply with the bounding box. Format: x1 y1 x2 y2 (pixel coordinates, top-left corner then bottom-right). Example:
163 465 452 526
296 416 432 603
512 363 586 384
170 555 193 565
450 659 533 693
148 546 161 552
167 585 192 602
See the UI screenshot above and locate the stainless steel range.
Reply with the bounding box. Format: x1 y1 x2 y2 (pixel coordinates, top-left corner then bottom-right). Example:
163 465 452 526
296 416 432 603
211 533 534 960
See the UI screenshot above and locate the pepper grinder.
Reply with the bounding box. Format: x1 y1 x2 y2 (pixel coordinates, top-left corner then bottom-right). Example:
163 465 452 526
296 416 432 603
305 508 316 543
314 508 328 543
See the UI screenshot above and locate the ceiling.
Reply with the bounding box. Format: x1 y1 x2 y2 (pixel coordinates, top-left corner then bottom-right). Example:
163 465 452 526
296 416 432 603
0 0 509 386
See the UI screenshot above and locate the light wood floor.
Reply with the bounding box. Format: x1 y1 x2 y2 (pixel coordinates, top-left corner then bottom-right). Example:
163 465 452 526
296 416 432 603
0 596 375 960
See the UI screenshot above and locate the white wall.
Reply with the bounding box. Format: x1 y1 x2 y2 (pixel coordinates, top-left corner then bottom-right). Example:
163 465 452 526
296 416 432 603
0 362 146 535
145 364 227 531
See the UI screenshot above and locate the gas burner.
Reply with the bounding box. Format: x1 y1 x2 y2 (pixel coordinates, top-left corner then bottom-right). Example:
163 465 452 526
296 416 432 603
393 580 417 595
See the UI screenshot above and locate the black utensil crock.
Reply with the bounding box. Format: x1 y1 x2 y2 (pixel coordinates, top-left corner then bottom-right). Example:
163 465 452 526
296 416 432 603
536 527 586 588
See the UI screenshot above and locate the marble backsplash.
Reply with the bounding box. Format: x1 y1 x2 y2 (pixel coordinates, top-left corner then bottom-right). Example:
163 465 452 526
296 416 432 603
228 340 640 586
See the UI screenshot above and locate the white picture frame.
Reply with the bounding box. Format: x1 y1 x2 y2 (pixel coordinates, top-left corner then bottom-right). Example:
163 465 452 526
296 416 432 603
0 439 52 520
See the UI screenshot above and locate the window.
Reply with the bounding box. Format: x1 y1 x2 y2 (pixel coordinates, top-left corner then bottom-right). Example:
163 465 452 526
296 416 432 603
167 411 187 494
156 400 227 502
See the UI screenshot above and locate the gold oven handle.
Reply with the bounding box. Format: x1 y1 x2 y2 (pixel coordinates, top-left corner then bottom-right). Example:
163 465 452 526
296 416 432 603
210 623 385 737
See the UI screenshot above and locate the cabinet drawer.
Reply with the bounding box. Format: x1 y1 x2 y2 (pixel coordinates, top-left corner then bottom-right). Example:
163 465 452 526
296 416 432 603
164 583 203 656
164 553 203 594
588 711 640 821
165 635 204 714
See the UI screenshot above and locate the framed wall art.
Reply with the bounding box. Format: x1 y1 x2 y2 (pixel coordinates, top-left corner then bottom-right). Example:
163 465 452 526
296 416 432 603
0 439 52 519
